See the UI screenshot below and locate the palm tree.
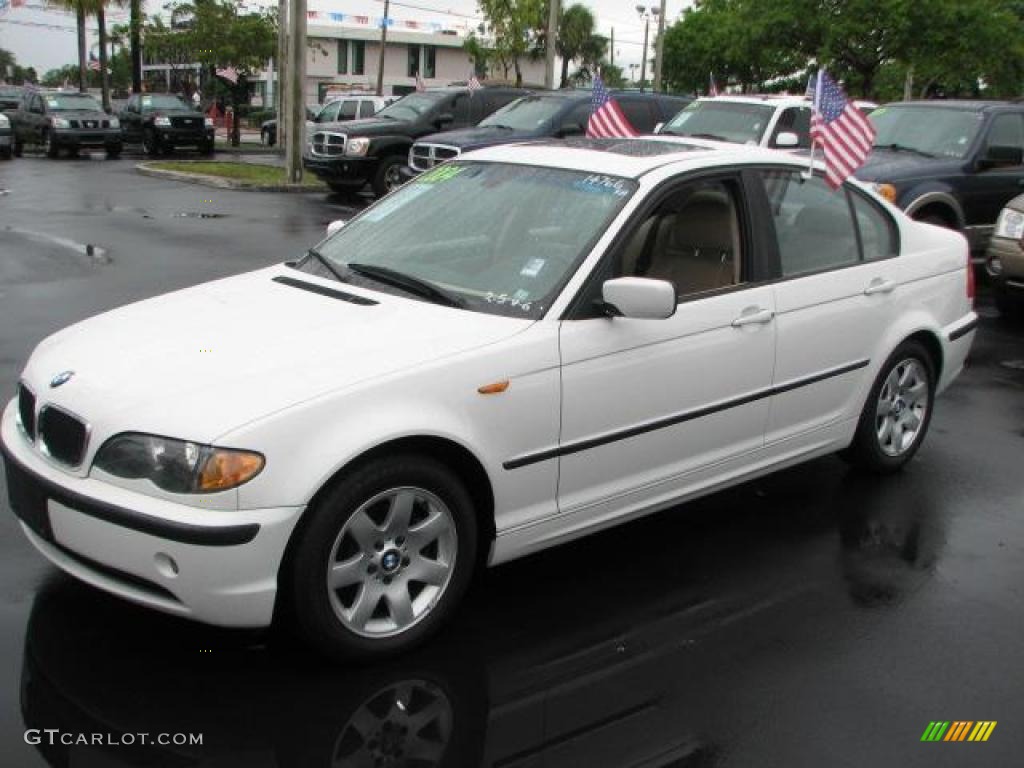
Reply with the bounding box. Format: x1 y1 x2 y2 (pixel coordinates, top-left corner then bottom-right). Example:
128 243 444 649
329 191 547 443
130 0 142 93
556 4 598 88
52 0 91 92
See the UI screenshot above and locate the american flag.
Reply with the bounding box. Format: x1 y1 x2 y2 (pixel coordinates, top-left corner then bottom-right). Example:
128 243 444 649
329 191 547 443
709 72 719 97
87 54 101 72
810 70 875 189
587 75 637 139
467 73 482 92
415 72 426 92
216 66 239 85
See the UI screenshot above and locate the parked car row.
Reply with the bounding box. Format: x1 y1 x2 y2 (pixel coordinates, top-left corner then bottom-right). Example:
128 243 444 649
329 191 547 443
260 95 395 147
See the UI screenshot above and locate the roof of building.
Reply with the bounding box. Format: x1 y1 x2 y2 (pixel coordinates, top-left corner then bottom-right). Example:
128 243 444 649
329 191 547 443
308 24 468 48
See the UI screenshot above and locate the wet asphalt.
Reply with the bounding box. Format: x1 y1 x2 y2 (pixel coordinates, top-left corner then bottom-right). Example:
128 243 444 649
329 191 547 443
1 152 1023 768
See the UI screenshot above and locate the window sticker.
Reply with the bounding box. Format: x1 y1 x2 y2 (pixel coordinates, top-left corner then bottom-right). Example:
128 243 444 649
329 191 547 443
418 165 465 184
362 183 430 222
485 290 532 312
572 174 631 197
46 98 59 108
520 258 545 277
142 96 153 106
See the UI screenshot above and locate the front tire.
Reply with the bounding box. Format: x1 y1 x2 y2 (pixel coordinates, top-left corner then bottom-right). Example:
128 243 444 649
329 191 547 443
43 131 59 158
284 454 478 660
12 139 23 157
198 140 214 156
372 155 406 198
261 128 274 147
105 145 121 159
0 146 11 160
844 340 935 473
142 128 160 156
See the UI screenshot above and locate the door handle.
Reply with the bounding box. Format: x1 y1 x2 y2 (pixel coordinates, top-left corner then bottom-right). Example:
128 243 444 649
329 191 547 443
731 307 775 327
863 278 896 296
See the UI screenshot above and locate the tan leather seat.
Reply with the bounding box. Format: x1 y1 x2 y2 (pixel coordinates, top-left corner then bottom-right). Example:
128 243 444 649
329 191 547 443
643 195 738 296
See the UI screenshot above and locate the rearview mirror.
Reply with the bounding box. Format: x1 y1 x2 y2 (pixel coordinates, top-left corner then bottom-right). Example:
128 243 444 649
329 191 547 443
774 131 799 148
326 219 346 237
980 144 1023 168
602 277 676 320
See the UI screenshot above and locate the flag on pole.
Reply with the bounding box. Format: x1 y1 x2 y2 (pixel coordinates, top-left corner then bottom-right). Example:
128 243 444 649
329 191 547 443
467 73 482 92
587 74 638 139
87 53 101 72
804 73 816 101
415 72 426 92
216 66 239 85
810 70 876 189
709 72 719 97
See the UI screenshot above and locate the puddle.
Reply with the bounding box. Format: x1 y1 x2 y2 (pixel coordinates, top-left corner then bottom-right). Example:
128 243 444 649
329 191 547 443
174 212 229 219
999 360 1024 371
2 226 109 263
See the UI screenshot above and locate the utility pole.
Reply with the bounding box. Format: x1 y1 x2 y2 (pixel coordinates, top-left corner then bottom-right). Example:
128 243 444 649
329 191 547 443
98 6 110 111
277 0 288 148
544 0 559 90
285 0 306 183
130 0 142 93
376 0 390 96
653 0 667 92
638 13 650 92
610 28 614 68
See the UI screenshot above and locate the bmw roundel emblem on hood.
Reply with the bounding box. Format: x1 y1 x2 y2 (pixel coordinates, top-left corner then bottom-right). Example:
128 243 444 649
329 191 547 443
50 370 75 388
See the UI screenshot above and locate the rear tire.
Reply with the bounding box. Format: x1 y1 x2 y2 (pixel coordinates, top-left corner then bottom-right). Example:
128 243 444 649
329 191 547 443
995 286 1022 321
106 145 121 159
261 128 274 147
198 140 214 156
843 340 935 473
283 454 478 661
142 128 160 156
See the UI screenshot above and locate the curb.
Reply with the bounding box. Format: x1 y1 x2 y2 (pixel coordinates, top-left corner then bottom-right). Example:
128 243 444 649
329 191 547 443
135 162 325 193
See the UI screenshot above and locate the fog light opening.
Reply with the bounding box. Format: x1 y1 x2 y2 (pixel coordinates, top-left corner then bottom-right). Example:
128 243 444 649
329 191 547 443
154 552 180 578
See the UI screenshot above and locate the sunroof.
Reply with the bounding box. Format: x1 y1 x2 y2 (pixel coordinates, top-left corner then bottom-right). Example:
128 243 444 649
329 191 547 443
553 138 709 156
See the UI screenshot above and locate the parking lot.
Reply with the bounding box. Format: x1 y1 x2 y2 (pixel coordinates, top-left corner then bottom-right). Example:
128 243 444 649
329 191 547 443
1 154 1023 767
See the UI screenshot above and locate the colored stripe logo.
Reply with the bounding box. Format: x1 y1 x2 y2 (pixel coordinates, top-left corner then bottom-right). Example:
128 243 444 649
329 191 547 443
921 721 997 742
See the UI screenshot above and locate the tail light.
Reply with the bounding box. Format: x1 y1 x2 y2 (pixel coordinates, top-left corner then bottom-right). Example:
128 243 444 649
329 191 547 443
966 243 975 302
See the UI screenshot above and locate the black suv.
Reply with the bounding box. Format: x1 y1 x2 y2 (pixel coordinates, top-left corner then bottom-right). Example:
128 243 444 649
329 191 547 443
12 90 122 159
119 93 214 156
0 86 17 160
856 100 1024 255
408 90 691 176
304 86 528 197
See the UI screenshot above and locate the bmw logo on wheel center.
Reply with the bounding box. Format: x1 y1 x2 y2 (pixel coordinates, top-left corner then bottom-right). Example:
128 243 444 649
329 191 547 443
49 371 74 388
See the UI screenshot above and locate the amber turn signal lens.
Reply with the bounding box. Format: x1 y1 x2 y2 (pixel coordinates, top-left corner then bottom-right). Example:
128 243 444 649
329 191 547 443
197 449 265 491
875 183 897 204
477 380 510 395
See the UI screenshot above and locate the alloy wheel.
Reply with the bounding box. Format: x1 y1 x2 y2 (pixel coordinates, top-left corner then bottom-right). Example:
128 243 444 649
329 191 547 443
384 164 404 193
875 358 929 457
327 487 458 638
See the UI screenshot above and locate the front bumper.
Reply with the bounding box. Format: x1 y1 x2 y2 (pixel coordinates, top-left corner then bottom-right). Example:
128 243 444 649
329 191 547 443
939 312 978 395
0 131 11 148
153 126 215 147
303 153 375 183
53 129 121 148
1 400 302 627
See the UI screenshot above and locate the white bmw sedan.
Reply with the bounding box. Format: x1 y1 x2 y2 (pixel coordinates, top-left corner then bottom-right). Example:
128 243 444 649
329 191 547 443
2 139 977 658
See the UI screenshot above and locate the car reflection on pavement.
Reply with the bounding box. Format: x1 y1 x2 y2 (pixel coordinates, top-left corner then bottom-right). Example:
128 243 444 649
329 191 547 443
20 461 945 768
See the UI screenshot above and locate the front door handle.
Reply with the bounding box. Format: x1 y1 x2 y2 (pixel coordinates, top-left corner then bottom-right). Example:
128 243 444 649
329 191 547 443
864 278 896 296
732 306 775 327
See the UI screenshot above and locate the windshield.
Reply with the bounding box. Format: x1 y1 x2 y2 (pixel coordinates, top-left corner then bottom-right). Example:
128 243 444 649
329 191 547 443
376 92 445 121
480 96 566 130
662 100 774 144
140 94 190 112
313 162 636 318
44 93 102 112
869 105 983 158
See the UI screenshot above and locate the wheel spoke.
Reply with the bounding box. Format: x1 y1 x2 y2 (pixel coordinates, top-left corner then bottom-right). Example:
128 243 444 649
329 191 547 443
890 421 904 451
406 557 449 586
387 490 415 536
877 417 893 446
408 510 449 549
903 410 922 431
348 581 383 628
387 588 415 628
346 510 381 551
876 396 892 419
329 554 366 589
904 381 927 405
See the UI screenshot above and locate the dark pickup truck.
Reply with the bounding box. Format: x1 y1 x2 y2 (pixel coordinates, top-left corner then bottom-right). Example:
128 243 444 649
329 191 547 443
303 86 527 197
856 100 1024 255
407 90 691 176
119 93 214 156
11 90 122 159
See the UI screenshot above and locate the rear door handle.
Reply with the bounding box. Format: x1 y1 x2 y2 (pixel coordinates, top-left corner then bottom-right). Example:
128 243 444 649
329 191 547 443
732 307 775 327
863 278 896 296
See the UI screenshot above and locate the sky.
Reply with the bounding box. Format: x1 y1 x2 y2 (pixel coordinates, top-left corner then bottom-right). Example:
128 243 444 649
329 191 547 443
0 0 690 79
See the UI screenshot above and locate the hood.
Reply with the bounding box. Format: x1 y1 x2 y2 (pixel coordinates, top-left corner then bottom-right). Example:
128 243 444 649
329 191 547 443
147 109 203 118
418 125 543 150
54 109 110 120
315 116 406 136
22 265 532 445
854 148 964 183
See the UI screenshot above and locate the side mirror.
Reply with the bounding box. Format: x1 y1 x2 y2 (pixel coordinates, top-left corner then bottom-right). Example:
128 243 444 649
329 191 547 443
601 277 676 320
980 144 1023 168
435 112 454 128
774 131 799 148
653 122 664 134
326 219 346 236
557 121 584 138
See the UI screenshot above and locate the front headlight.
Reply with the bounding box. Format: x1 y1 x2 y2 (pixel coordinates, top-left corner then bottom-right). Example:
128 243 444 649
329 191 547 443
994 207 1024 240
204 117 214 127
346 137 371 156
93 433 265 494
51 117 71 129
153 116 171 127
871 183 897 204
0 114 9 127
107 117 120 128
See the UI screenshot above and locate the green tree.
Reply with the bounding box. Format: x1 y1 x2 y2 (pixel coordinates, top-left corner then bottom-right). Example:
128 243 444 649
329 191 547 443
477 0 546 87
557 4 600 87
